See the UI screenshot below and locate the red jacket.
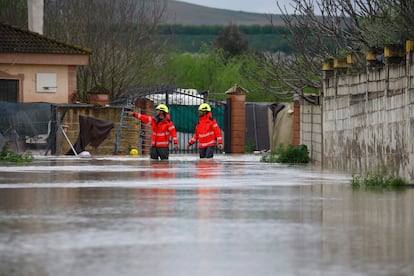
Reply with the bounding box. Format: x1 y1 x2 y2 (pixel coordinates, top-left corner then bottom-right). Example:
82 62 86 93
189 113 223 148
133 113 178 148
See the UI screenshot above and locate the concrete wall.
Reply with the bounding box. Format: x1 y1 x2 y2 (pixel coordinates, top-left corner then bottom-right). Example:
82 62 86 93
321 59 414 181
299 98 323 165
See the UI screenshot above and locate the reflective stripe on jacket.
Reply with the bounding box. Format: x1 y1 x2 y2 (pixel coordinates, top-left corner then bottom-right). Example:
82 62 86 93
189 113 223 148
134 113 178 148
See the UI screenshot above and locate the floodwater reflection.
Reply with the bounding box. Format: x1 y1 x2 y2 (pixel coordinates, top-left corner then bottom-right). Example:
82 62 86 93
0 155 413 275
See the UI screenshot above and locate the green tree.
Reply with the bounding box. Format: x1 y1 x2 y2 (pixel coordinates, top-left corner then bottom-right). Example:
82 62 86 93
214 23 249 58
142 47 281 102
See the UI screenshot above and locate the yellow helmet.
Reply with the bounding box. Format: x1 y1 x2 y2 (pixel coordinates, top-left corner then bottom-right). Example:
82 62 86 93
198 103 211 112
129 148 139 156
156 104 169 113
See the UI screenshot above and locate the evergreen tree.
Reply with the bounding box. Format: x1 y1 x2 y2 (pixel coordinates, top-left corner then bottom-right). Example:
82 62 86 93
214 23 249 58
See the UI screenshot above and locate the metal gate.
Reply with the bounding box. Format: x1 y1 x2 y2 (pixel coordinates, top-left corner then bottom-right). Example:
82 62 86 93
116 85 225 155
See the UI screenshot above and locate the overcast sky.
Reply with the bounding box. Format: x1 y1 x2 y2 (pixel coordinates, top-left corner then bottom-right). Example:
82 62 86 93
178 0 295 14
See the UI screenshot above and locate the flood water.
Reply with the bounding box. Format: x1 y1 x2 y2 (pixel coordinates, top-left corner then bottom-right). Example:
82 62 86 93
0 154 413 276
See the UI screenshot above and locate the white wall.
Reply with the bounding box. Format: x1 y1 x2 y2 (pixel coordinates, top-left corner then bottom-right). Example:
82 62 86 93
321 59 414 181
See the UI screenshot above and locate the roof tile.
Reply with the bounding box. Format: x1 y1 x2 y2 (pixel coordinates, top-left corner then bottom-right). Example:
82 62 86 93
0 22 91 55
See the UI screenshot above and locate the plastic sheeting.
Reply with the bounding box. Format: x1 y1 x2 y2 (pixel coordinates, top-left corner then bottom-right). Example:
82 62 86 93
245 103 294 152
0 102 51 138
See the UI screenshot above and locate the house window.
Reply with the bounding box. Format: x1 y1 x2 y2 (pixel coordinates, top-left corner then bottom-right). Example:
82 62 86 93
0 79 18 102
36 73 57 93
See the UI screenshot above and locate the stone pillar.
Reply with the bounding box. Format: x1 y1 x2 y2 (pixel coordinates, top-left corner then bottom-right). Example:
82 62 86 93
225 85 247 153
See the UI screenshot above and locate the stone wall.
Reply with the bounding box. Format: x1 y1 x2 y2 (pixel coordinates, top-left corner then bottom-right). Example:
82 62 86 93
55 105 131 155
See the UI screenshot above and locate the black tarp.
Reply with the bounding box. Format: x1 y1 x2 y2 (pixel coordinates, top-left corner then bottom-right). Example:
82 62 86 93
66 115 114 155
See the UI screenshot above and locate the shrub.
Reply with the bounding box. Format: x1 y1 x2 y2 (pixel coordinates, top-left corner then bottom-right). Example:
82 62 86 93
351 169 407 191
0 142 33 163
245 139 256 153
261 144 309 163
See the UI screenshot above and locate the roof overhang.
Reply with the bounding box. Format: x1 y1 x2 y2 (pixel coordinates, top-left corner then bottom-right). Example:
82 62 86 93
0 53 89 65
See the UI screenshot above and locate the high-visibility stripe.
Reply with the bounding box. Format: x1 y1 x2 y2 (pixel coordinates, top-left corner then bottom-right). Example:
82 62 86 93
156 141 169 146
199 131 214 138
199 141 215 147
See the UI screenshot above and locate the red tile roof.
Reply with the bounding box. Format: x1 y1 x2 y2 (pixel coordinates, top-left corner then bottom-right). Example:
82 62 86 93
0 22 91 55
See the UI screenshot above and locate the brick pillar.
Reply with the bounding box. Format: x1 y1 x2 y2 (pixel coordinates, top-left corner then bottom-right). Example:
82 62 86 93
292 100 300 146
226 85 247 153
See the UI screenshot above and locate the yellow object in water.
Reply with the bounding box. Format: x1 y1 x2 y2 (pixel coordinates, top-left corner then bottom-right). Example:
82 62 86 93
129 149 139 155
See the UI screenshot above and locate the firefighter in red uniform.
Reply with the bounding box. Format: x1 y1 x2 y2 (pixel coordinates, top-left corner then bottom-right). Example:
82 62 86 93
128 104 178 160
187 103 223 158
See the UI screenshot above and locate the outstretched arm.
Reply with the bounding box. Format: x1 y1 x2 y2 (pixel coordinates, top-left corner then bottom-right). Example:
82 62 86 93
127 111 139 118
127 111 151 124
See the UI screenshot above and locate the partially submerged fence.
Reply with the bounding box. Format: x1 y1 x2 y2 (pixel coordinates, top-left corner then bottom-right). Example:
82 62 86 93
0 102 51 152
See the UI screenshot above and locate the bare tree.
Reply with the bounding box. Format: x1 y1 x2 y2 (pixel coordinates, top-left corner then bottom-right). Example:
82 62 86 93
0 0 27 28
248 0 414 104
44 0 168 101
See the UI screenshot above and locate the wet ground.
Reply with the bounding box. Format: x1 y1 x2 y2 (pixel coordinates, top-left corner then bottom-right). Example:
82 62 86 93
0 154 414 276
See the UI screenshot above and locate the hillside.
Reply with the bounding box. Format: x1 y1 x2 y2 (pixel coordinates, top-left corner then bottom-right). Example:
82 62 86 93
164 0 284 26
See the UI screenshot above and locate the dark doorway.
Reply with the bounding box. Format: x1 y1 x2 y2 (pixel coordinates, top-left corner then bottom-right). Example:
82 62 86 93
0 79 18 102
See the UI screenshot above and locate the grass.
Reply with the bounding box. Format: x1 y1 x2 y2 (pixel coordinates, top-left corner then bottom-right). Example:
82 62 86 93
351 169 407 191
0 142 33 163
244 139 256 153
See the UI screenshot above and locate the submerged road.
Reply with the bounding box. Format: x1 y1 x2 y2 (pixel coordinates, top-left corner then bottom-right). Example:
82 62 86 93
0 154 413 275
